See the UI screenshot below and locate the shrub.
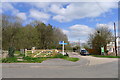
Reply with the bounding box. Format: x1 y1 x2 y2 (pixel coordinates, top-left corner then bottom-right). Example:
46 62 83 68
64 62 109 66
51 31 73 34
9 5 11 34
8 47 15 57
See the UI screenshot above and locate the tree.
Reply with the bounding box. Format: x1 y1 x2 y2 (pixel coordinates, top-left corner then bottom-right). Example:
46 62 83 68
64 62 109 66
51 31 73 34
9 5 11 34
88 26 113 55
2 15 70 50
52 28 69 49
15 25 39 49
35 23 47 49
45 24 54 49
2 15 22 50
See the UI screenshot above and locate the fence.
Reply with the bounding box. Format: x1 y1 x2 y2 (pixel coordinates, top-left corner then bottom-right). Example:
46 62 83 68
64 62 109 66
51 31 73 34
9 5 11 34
25 49 60 54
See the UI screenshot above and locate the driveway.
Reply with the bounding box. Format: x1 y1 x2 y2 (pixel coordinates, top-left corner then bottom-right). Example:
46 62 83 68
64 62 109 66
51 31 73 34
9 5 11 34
2 52 118 78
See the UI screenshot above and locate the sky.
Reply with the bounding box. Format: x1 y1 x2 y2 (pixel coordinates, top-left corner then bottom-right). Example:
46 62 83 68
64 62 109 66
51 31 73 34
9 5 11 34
1 2 118 43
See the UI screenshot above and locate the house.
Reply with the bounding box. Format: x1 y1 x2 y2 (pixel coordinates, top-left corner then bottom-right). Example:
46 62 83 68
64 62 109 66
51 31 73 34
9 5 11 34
107 37 120 55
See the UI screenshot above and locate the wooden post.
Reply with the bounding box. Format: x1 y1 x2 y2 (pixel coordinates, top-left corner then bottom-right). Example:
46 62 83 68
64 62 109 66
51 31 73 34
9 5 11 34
114 22 117 56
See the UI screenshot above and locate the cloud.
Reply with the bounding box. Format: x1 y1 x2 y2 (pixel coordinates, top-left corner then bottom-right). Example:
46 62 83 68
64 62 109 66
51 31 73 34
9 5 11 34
62 29 69 34
96 23 111 28
0 3 2 14
28 3 51 12
29 9 51 22
3 2 116 23
62 24 94 42
96 22 118 36
29 3 50 9
63 22 118 43
96 22 118 31
50 2 117 22
69 24 94 37
2 3 19 15
2 3 28 21
16 12 27 20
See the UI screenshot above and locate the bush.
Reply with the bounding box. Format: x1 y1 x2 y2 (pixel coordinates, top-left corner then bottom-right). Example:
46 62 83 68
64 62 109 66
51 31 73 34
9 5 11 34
8 47 15 57
64 53 69 57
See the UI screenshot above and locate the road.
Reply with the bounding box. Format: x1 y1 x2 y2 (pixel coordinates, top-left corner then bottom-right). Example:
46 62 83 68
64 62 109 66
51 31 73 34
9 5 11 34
2 52 118 78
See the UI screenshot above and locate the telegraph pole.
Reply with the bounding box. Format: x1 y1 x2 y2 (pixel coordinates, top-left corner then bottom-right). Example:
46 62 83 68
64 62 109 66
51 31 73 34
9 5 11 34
114 22 117 56
78 39 81 53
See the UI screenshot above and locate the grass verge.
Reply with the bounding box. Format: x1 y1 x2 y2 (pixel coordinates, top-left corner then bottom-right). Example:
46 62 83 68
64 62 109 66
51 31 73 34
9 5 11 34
52 53 79 62
2 53 79 63
91 55 120 58
63 57 79 62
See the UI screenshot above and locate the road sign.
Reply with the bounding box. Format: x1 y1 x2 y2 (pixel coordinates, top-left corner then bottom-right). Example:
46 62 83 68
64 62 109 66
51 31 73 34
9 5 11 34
59 41 68 45
59 41 68 55
63 43 68 45
59 41 64 44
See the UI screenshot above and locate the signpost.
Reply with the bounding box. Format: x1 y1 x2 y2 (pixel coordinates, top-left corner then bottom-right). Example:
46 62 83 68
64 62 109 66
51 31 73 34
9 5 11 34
59 41 68 55
101 47 104 55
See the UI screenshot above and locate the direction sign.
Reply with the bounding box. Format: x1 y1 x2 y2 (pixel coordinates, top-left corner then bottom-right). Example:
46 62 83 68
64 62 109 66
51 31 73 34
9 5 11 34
63 43 68 45
59 41 68 55
59 41 68 45
59 41 63 44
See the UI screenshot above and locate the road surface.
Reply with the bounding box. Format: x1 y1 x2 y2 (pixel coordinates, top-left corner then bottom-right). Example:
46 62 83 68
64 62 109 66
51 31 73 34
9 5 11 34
2 52 118 78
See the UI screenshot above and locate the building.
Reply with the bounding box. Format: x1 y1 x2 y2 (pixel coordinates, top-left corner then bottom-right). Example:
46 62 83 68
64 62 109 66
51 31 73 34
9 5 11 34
117 38 120 55
107 37 120 55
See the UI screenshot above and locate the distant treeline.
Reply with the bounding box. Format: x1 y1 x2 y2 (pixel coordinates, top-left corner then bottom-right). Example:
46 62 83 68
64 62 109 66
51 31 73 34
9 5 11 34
2 15 71 50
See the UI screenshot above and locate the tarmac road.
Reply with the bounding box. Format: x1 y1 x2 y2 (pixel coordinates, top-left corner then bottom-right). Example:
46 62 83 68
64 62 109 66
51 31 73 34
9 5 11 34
2 52 118 78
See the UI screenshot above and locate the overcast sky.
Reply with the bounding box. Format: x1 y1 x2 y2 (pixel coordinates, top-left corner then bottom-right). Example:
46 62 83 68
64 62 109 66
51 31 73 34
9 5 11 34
1 2 118 43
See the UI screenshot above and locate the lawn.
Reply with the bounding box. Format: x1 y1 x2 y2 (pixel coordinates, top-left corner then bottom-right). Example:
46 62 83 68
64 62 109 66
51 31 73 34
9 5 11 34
91 55 120 58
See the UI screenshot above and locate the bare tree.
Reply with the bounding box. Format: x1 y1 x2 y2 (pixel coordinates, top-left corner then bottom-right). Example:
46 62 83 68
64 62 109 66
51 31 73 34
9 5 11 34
88 26 113 55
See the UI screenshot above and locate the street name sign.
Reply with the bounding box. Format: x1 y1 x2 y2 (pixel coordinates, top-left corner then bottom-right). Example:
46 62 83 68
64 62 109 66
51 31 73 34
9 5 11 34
59 41 68 45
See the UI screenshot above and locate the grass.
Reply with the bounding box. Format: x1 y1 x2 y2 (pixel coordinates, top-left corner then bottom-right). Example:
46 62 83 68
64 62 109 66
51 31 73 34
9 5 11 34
63 57 79 62
52 53 65 58
2 57 49 63
2 57 18 63
2 53 79 63
15 51 20 54
91 55 120 58
22 56 49 63
52 53 79 62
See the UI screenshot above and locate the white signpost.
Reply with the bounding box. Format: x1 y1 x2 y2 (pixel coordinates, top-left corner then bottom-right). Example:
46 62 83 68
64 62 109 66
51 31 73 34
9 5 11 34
59 41 68 55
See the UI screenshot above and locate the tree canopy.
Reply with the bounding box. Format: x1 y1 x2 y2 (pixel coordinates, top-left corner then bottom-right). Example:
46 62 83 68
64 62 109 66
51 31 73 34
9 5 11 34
2 15 70 50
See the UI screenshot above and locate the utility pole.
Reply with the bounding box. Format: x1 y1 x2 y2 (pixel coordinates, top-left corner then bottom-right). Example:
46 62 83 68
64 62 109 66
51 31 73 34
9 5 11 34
114 22 117 56
78 39 81 52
